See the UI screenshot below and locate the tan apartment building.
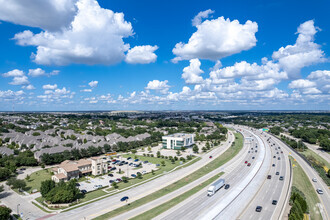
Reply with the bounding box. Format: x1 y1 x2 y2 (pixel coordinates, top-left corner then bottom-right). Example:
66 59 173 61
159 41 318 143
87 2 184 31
52 158 102 183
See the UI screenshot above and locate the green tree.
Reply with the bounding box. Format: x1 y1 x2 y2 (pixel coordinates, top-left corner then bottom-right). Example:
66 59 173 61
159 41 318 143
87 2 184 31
137 172 143 179
151 169 155 175
122 176 128 183
112 182 118 189
0 185 4 193
192 145 199 154
40 180 56 197
161 161 166 166
156 151 161 158
26 174 30 182
202 147 207 152
147 146 152 152
0 168 11 181
176 150 181 156
131 149 137 154
0 206 12 220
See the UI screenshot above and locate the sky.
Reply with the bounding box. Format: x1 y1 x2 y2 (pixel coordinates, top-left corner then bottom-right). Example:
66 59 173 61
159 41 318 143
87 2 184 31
0 0 329 111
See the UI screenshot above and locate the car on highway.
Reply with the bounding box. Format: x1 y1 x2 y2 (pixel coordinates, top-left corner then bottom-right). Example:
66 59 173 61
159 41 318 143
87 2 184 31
272 200 278 205
273 156 276 158
224 184 230 189
277 152 279 154
276 172 279 175
245 161 248 164
252 157 255 159
255 206 263 212
120 196 129 202
312 178 317 182
248 151 250 153
209 156 213 159
317 188 324 194
272 164 275 167
278 157 281 160
255 150 257 152
279 176 284 181
267 175 272 179
247 163 251 166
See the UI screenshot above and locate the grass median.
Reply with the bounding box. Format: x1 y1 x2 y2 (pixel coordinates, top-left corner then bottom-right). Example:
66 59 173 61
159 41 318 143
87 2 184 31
94 132 243 220
289 156 322 220
131 172 224 220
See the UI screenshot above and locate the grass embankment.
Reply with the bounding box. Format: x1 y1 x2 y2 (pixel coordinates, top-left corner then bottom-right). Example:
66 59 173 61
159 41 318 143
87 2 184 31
131 172 224 220
24 169 52 193
300 149 330 169
289 156 322 220
94 132 243 220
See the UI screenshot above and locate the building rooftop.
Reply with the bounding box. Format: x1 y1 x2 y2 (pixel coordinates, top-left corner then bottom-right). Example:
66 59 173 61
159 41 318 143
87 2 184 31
163 133 193 138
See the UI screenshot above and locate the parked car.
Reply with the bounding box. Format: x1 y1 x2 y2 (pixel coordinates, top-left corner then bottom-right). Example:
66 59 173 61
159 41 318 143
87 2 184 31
224 184 230 189
120 196 129 202
137 172 142 175
80 189 87 194
116 178 122 183
76 183 80 187
144 161 148 164
108 173 114 177
255 206 262 212
131 174 137 178
317 188 324 194
272 200 278 205
156 164 160 167
142 171 147 174
111 167 117 171
127 157 131 160
109 180 114 183
134 159 139 162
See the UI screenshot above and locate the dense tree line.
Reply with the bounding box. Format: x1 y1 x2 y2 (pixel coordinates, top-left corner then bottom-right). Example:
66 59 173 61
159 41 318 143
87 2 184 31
270 126 283 135
288 188 308 220
40 179 80 204
280 135 307 151
290 128 330 150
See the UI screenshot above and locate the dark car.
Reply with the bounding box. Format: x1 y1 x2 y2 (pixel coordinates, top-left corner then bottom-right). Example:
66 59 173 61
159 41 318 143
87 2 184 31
80 189 87 194
120 196 129 202
116 178 122 182
256 206 262 212
267 175 272 179
248 151 250 153
127 157 131 160
272 164 275 167
224 184 230 189
76 183 80 186
278 157 281 160
277 152 279 154
119 163 124 166
109 180 114 183
137 172 142 175
272 200 278 205
279 176 284 180
209 156 213 159
247 163 251 166
111 167 117 171
252 157 255 159
156 164 160 167
131 174 137 178
276 172 279 175
144 161 148 164
134 159 139 162
108 173 114 177
20 168 26 171
255 150 257 153
273 156 276 158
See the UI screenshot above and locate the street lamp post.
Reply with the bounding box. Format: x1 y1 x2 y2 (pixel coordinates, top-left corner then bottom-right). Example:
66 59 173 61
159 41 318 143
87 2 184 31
17 204 20 216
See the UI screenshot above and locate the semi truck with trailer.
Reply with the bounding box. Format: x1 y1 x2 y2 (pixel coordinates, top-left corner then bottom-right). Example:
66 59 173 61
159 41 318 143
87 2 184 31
207 178 225 196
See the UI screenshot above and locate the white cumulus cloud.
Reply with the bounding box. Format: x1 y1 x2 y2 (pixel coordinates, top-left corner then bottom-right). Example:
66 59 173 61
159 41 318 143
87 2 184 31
9 76 29 85
88 80 98 88
2 69 25 77
172 15 258 62
182 59 204 84
125 45 158 64
145 80 170 94
42 84 58 90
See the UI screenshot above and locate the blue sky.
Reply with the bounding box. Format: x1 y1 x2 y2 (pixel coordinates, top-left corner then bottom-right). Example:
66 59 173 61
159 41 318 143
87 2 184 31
0 0 329 111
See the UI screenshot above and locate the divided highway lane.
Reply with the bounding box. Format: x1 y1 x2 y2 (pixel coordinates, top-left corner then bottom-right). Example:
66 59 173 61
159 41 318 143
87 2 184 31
157 133 260 220
238 130 289 220
46 131 235 220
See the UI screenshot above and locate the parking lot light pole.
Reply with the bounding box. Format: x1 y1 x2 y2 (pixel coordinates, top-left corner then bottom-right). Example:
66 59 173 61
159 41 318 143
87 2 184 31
17 204 20 215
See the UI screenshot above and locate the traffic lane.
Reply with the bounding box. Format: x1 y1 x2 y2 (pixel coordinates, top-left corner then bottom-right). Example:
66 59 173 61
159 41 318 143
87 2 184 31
241 144 286 220
271 133 330 218
48 131 236 220
160 136 259 220
162 144 259 220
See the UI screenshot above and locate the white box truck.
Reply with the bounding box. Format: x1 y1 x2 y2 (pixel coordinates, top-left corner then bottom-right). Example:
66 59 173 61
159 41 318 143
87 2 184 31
207 178 225 196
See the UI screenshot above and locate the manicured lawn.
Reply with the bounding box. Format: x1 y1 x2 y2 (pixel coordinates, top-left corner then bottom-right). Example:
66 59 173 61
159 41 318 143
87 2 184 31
94 132 243 220
290 156 322 220
79 189 108 203
300 149 330 168
131 172 224 220
24 169 52 193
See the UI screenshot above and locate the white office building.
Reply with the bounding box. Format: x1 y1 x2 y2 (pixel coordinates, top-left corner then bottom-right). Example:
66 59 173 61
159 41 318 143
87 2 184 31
162 133 195 150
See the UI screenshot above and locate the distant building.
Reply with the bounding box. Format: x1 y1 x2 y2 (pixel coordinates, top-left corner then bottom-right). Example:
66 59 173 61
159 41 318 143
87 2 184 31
162 133 195 150
51 157 109 182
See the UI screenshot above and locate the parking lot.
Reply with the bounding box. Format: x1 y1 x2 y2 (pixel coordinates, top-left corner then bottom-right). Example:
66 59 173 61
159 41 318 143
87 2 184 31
78 156 158 192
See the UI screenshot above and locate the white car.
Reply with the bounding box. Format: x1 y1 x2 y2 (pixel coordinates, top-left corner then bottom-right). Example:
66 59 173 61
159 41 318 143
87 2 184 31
312 178 317 182
317 188 324 194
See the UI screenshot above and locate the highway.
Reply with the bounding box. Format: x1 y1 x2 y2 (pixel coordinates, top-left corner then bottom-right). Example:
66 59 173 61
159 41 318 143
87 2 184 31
238 128 290 220
45 130 236 220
